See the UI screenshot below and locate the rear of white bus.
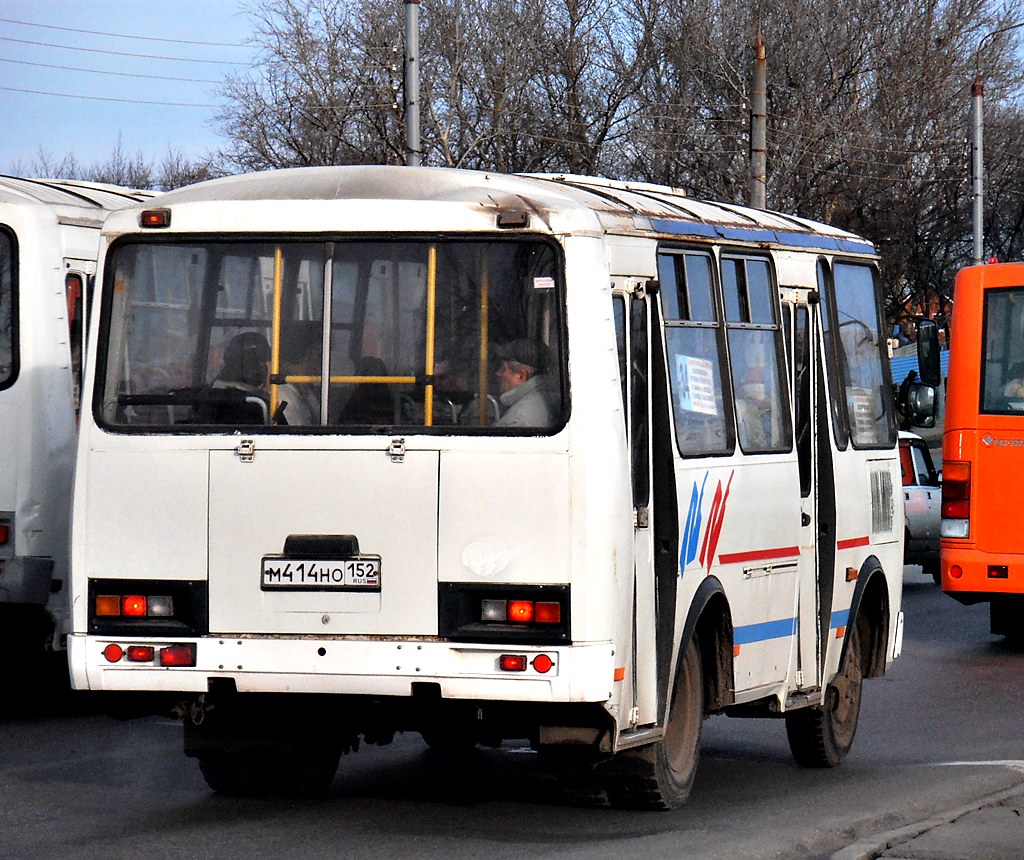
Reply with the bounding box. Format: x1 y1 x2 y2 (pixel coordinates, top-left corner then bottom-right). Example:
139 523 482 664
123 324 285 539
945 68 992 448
68 185 632 792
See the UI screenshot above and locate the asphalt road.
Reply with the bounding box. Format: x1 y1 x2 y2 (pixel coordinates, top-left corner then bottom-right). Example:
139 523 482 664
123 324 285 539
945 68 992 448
2 567 1022 860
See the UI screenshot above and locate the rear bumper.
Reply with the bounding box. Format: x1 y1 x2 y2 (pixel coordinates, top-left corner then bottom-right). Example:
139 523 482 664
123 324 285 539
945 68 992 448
941 545 1024 601
68 634 616 703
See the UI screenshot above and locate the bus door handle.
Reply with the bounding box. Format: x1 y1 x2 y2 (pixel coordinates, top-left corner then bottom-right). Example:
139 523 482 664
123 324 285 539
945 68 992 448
801 511 811 527
634 506 650 529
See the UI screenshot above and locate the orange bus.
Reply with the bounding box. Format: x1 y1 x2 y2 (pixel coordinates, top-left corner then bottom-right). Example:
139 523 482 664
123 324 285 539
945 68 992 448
942 261 1024 635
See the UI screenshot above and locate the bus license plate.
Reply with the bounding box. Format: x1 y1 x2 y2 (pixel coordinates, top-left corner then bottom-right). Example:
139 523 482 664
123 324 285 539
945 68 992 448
260 557 381 591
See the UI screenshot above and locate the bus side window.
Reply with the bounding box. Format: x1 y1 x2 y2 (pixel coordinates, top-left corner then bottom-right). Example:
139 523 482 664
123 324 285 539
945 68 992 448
1 230 15 389
980 287 1024 412
722 256 791 454
657 250 732 456
613 295 627 430
823 262 894 449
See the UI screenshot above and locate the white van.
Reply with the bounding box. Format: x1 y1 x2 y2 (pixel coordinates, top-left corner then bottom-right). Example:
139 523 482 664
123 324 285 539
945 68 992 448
70 167 917 808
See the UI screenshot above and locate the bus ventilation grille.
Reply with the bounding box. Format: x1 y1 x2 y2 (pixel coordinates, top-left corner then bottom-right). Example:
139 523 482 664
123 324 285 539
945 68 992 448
870 468 894 534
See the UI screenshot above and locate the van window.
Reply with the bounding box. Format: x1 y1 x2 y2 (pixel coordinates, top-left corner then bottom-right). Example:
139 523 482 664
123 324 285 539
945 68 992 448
658 249 732 456
97 238 565 433
722 256 791 453
820 261 894 448
0 229 14 390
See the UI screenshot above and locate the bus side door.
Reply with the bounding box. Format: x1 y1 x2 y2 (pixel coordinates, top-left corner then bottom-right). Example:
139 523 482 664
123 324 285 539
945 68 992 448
783 290 825 689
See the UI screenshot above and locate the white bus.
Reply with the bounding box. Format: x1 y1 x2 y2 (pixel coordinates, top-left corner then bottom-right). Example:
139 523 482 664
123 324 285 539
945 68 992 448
0 176 151 658
70 167 919 808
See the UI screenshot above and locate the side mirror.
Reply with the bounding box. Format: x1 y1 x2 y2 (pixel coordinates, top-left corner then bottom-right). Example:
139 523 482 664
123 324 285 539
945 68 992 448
907 381 937 428
917 319 941 387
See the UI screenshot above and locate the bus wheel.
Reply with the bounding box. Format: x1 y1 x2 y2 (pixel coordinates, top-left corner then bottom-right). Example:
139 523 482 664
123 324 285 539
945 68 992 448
197 746 341 797
608 637 704 810
786 623 863 768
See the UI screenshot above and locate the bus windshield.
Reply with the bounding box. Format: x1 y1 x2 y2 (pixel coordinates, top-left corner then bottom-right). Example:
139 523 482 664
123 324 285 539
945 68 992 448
97 238 566 432
981 285 1024 413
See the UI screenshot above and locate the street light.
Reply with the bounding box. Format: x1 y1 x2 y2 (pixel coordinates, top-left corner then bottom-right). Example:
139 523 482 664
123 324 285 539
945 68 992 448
971 21 1024 264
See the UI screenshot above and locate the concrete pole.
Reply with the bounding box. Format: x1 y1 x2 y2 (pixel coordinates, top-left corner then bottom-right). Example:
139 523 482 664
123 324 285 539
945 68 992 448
404 0 421 167
749 31 767 210
971 72 984 264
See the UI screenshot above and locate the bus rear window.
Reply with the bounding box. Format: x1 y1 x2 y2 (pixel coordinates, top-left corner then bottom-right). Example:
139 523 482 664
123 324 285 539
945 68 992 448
981 286 1024 413
97 238 565 433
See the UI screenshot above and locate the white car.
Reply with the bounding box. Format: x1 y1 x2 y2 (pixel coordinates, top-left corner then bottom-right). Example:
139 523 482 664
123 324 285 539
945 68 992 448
899 431 941 581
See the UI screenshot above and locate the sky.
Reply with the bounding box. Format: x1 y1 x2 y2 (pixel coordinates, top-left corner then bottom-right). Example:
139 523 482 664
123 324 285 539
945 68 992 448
0 1 257 174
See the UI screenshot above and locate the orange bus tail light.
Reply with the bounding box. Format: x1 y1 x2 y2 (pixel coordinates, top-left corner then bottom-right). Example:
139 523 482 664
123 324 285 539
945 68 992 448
941 460 971 539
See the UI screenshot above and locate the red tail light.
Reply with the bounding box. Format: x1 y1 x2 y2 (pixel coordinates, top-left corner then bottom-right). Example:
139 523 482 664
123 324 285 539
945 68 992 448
159 644 196 667
941 460 971 519
121 595 147 617
499 654 527 671
0 523 8 545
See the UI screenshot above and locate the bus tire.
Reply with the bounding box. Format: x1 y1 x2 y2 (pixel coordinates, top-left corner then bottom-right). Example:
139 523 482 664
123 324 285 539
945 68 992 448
785 623 863 768
197 746 341 797
608 637 704 810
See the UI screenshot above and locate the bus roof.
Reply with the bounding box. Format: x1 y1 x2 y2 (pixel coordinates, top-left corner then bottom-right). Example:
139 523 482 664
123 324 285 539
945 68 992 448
0 175 154 217
122 166 876 256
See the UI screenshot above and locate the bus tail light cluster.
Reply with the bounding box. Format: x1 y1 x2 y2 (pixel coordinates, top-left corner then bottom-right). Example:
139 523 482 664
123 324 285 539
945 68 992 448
481 599 562 625
96 594 174 618
102 642 196 667
438 584 570 645
88 579 208 637
0 521 8 545
941 460 971 539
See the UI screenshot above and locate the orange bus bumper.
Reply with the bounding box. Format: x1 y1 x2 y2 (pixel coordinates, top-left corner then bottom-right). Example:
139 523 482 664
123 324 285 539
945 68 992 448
941 544 1024 602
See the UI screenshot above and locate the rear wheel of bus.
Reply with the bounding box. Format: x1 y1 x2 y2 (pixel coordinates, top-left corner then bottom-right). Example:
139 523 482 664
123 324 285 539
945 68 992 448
785 620 864 768
607 636 704 810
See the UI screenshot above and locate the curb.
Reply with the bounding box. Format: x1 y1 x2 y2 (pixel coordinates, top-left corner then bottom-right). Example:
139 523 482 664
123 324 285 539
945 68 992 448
830 782 1024 860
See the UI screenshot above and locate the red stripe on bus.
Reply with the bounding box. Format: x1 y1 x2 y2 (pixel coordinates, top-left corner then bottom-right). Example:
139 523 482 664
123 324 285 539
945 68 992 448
837 536 870 549
718 546 800 565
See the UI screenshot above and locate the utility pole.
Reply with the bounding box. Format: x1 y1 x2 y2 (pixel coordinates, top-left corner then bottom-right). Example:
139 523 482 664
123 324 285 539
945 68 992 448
404 0 421 167
749 31 767 210
971 72 984 264
970 21 1024 264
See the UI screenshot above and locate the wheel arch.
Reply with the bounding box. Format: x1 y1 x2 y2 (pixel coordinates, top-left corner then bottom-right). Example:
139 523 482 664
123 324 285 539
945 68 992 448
679 576 735 714
845 556 890 678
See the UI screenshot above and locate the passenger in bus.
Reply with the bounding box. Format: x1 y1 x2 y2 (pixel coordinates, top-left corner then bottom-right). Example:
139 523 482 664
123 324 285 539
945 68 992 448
207 331 271 423
275 324 321 426
1003 362 1024 399
493 339 555 428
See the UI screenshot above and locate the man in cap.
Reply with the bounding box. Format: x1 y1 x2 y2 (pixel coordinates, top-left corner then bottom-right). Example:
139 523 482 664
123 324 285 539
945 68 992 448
493 339 555 428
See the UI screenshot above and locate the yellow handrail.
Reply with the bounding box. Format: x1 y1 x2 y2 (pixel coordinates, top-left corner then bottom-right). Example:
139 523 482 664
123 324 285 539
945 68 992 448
269 246 283 416
478 255 489 426
424 245 437 427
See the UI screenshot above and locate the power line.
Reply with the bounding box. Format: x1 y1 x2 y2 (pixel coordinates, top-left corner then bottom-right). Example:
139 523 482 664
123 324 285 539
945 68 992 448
0 17 248 48
0 56 222 84
0 36 247 65
0 85 219 108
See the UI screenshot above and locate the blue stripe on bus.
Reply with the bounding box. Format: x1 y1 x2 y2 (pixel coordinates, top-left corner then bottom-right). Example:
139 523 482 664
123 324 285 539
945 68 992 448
650 218 718 237
715 226 777 243
831 608 850 629
836 238 878 255
734 617 797 645
648 219 876 255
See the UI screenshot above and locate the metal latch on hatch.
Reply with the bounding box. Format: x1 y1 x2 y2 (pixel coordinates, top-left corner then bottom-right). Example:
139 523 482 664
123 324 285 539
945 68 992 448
235 437 255 462
388 437 406 463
